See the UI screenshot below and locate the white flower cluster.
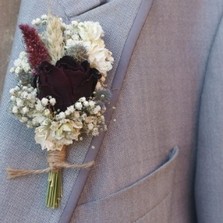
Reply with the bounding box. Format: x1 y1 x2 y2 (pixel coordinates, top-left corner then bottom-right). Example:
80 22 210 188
34 97 106 151
10 84 37 127
10 85 106 151
10 52 31 83
63 20 114 76
10 84 54 128
31 14 48 26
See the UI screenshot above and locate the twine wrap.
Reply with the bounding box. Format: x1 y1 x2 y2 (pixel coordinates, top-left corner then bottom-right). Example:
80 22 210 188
7 148 94 179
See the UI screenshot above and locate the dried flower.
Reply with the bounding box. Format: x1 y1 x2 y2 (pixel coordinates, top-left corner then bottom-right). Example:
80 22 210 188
35 56 101 111
66 44 88 62
45 15 64 64
19 24 50 70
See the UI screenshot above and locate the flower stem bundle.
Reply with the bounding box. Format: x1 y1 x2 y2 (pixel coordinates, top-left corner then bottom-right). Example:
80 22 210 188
45 148 66 208
46 169 62 208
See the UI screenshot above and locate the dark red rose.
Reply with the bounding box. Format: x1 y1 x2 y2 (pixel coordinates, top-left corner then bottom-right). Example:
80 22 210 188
34 56 101 111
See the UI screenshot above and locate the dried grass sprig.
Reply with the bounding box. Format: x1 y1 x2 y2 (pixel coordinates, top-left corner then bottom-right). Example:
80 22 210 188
46 15 64 64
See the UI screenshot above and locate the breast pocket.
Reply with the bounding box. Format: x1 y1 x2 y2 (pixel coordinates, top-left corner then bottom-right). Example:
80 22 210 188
59 0 104 17
72 146 179 223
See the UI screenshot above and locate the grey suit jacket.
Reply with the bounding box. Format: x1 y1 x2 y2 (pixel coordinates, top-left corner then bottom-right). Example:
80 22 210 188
0 0 222 222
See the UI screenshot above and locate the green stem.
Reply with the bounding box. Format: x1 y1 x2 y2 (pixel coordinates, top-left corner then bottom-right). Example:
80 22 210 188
46 169 62 208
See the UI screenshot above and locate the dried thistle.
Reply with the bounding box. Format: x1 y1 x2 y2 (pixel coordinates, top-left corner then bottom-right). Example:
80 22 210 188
66 44 88 62
17 72 34 85
46 15 64 64
19 24 50 70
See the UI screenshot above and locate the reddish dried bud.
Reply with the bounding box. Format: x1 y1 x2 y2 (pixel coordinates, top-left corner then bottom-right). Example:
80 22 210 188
19 24 50 71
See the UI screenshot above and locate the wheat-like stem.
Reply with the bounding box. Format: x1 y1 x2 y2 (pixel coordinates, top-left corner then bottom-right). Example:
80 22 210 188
46 15 64 64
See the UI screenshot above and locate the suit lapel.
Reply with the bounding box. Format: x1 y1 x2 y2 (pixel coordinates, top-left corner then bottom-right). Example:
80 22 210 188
59 0 155 222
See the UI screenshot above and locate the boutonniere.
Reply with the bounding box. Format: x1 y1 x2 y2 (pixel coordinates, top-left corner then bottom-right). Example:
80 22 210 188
7 14 114 208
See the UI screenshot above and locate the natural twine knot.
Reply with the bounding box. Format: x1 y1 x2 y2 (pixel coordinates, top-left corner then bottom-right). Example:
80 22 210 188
7 147 94 179
47 149 67 170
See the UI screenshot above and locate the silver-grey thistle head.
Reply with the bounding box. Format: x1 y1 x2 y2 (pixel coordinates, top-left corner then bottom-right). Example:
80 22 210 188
66 44 88 62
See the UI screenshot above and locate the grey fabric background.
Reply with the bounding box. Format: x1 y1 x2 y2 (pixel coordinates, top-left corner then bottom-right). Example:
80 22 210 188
195 6 223 223
71 0 223 222
1 0 223 222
